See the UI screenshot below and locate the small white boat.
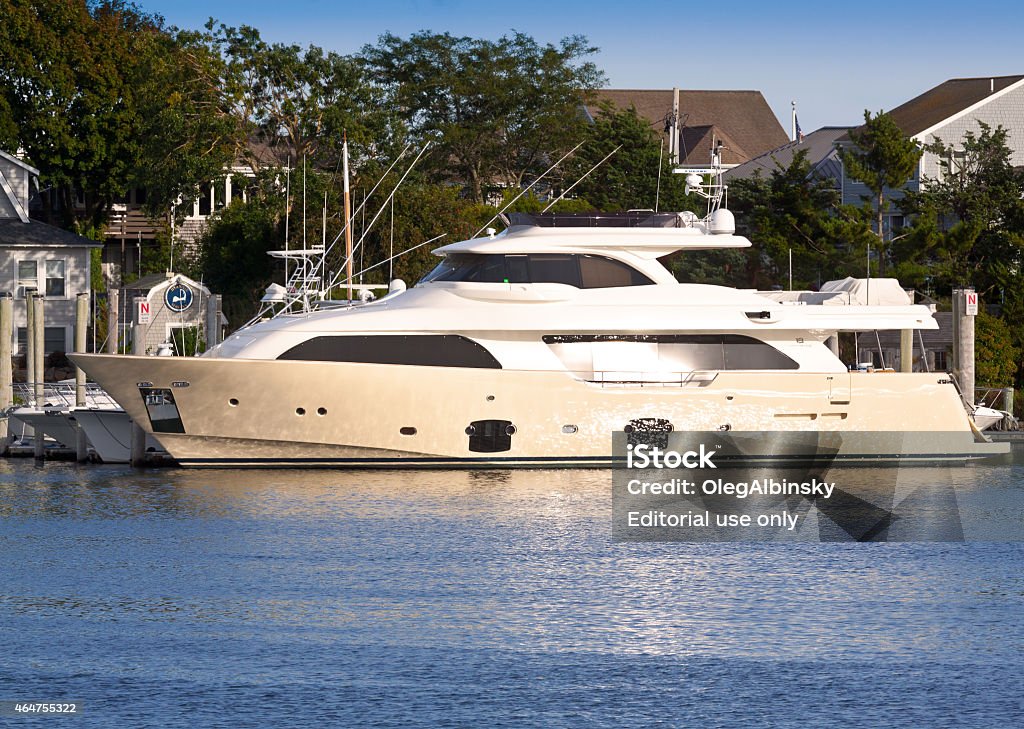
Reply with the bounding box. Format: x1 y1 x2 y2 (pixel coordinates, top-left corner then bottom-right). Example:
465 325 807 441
70 408 167 463
971 405 1008 431
8 407 80 448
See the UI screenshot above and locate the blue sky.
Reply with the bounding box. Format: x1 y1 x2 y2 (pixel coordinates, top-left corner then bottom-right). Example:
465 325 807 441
141 0 1023 136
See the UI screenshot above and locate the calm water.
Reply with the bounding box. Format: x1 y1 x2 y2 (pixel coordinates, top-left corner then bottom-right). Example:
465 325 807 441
2 455 1024 728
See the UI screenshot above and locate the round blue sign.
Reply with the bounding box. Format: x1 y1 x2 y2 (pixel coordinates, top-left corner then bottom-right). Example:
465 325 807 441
165 283 194 312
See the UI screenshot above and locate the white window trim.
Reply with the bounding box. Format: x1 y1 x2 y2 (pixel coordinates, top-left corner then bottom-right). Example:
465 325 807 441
45 258 68 299
16 259 38 298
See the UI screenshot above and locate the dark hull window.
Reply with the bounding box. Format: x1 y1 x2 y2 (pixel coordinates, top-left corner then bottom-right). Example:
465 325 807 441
278 334 502 369
139 387 186 433
467 419 514 452
419 253 653 288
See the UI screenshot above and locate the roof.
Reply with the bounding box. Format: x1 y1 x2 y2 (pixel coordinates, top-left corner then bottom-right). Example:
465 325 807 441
0 219 104 248
124 271 211 298
0 150 40 176
589 89 790 165
723 127 849 182
126 272 175 291
842 75 1024 141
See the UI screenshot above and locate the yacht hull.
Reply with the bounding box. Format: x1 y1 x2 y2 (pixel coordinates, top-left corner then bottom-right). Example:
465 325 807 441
69 354 1007 467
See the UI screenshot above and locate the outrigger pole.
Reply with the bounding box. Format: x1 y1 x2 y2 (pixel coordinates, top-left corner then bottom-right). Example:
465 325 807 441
343 134 353 302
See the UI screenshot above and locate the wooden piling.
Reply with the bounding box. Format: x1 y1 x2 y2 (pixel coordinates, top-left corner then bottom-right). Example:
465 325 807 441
0 293 12 456
75 292 89 461
900 329 913 373
129 296 146 465
107 288 119 354
952 288 976 407
32 294 44 458
130 420 146 468
205 293 222 350
131 296 146 356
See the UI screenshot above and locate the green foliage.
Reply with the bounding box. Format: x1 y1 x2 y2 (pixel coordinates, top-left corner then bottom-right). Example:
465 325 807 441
170 326 205 356
212 23 394 174
565 102 696 213
362 31 604 201
134 26 240 218
90 248 106 295
499 189 595 215
726 151 875 288
0 1 237 228
195 190 282 324
357 183 494 285
898 123 1024 299
975 311 1021 387
842 110 922 269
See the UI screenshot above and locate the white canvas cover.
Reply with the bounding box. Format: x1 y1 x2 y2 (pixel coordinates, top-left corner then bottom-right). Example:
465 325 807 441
818 277 912 306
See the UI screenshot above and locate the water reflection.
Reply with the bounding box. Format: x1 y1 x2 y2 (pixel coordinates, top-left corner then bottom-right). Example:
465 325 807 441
1 457 1023 669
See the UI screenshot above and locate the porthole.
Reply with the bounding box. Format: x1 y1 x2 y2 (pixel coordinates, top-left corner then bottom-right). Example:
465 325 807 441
561 424 578 434
229 398 239 407
400 427 417 436
465 425 477 435
486 395 495 401
317 407 327 416
504 424 517 436
296 407 306 416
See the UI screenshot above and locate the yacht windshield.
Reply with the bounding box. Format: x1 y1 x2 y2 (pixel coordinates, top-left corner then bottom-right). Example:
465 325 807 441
418 253 653 288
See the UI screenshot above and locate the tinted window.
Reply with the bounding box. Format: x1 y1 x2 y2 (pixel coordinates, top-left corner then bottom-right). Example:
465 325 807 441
418 253 651 288
580 255 652 288
505 255 529 283
529 255 581 287
278 334 501 369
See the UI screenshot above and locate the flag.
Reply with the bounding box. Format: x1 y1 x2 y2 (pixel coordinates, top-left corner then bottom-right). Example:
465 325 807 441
795 116 804 143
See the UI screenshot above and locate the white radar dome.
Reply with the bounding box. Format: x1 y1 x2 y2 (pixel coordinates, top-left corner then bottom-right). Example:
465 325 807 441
709 209 736 235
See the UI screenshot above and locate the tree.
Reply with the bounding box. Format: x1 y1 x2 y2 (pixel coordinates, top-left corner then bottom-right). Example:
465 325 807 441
841 110 922 273
362 31 604 202
0 1 238 229
194 188 282 325
975 311 1021 388
213 23 394 174
897 123 1024 298
727 151 875 288
566 102 694 213
357 183 493 286
133 26 241 219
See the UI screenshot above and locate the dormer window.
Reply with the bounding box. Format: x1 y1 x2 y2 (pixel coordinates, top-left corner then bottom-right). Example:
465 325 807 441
419 253 653 288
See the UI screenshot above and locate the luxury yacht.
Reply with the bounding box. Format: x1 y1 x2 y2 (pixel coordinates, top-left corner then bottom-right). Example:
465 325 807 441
70 204 1006 467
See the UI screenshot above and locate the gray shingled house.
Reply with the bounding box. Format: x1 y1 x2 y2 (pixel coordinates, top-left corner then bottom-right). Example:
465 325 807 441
0 150 101 355
837 75 1024 238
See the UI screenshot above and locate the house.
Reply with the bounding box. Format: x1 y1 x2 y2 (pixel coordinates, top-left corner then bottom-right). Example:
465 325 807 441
588 89 790 169
30 145 281 287
723 126 849 186
0 150 102 355
837 75 1024 238
120 271 226 355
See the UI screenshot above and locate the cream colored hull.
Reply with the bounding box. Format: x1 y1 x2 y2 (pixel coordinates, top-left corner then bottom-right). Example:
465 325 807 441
69 354 1006 467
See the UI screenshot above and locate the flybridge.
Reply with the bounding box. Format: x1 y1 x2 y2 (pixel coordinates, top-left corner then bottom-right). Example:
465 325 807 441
434 212 752 261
